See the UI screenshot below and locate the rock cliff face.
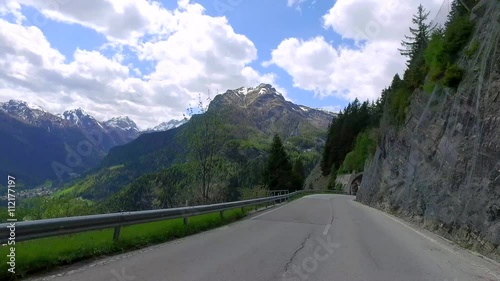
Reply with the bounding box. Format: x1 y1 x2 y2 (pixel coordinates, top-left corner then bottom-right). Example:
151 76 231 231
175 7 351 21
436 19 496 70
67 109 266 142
358 0 500 261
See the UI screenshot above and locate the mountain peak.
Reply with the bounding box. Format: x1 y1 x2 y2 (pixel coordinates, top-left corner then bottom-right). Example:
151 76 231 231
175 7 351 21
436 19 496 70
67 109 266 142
228 84 282 98
1 99 47 112
65 107 89 115
147 119 186 132
0 99 57 126
104 116 139 132
61 108 97 126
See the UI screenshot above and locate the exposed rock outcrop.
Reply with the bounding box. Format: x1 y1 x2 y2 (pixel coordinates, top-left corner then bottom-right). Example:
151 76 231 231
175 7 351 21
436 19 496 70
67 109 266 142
358 0 500 261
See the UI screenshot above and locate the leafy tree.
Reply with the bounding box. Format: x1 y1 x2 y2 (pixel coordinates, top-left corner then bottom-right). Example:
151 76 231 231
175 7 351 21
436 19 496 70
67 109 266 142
338 131 376 173
442 15 475 60
423 1 474 87
264 134 293 191
424 29 448 81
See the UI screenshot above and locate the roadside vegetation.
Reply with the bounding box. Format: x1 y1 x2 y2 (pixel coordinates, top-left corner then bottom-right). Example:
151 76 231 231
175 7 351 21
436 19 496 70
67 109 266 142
320 0 477 179
0 209 245 280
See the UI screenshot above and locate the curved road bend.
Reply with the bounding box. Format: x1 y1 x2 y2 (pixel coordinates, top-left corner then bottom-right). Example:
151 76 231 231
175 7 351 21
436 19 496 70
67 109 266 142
27 194 500 281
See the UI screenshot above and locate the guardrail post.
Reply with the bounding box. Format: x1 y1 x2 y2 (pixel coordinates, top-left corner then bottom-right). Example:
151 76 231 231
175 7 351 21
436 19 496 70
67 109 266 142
183 200 189 225
113 226 121 242
220 210 224 220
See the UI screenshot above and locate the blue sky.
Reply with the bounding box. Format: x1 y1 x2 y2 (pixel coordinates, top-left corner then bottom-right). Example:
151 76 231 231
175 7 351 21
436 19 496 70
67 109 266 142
0 0 446 129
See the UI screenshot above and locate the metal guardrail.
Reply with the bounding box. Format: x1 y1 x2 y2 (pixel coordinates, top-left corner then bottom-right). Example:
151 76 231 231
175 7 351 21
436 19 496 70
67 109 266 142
0 190 305 244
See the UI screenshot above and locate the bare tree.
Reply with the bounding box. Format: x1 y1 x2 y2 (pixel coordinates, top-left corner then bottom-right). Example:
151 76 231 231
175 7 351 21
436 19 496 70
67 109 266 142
183 90 229 204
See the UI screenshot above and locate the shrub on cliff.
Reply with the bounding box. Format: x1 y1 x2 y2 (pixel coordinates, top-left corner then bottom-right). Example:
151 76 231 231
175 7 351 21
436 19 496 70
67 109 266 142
443 64 465 89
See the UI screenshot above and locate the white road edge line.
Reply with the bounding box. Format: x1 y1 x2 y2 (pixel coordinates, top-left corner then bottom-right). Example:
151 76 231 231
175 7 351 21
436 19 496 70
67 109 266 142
355 202 500 280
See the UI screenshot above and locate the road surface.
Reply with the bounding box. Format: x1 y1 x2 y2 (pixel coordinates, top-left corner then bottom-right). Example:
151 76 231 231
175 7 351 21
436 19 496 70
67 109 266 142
27 194 500 281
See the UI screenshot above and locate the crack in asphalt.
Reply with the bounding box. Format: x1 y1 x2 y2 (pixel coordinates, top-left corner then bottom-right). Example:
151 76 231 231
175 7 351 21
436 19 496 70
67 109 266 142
283 233 312 272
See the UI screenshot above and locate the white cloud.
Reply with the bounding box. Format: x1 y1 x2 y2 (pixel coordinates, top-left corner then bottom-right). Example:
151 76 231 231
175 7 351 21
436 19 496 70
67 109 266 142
321 105 343 113
264 36 402 101
0 0 279 129
287 0 317 12
268 0 446 102
287 0 306 7
322 0 445 42
0 0 25 24
13 0 176 45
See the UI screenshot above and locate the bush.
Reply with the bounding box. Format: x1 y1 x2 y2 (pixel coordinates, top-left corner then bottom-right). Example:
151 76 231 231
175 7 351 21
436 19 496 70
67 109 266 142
423 81 436 94
443 64 465 89
338 131 376 173
464 40 480 58
443 16 475 58
424 31 448 81
424 16 474 83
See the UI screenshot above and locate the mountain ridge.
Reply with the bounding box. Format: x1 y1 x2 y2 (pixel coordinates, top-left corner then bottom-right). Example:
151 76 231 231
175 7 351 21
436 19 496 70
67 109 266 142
60 83 337 204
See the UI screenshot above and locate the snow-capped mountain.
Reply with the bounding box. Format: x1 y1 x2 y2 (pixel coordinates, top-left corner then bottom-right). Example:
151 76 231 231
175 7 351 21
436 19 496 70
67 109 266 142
104 116 139 133
0 100 143 188
147 119 187 132
104 116 140 144
0 100 66 128
59 109 141 150
61 108 103 130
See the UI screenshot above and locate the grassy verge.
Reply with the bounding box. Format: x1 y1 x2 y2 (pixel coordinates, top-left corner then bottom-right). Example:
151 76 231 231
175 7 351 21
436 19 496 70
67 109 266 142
1 208 246 280
0 191 336 280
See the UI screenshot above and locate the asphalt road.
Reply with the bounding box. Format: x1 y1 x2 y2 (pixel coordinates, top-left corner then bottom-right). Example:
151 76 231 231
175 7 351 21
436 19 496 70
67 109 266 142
28 194 500 281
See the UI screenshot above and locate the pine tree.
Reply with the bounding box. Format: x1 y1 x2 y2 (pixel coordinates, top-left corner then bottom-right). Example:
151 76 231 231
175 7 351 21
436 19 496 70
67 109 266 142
320 97 382 176
292 158 306 191
447 0 474 25
264 134 293 191
399 4 433 65
327 164 337 190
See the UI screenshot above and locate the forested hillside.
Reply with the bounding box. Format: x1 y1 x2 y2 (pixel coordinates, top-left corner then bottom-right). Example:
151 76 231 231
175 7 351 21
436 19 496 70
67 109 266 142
321 0 483 180
6 84 334 218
